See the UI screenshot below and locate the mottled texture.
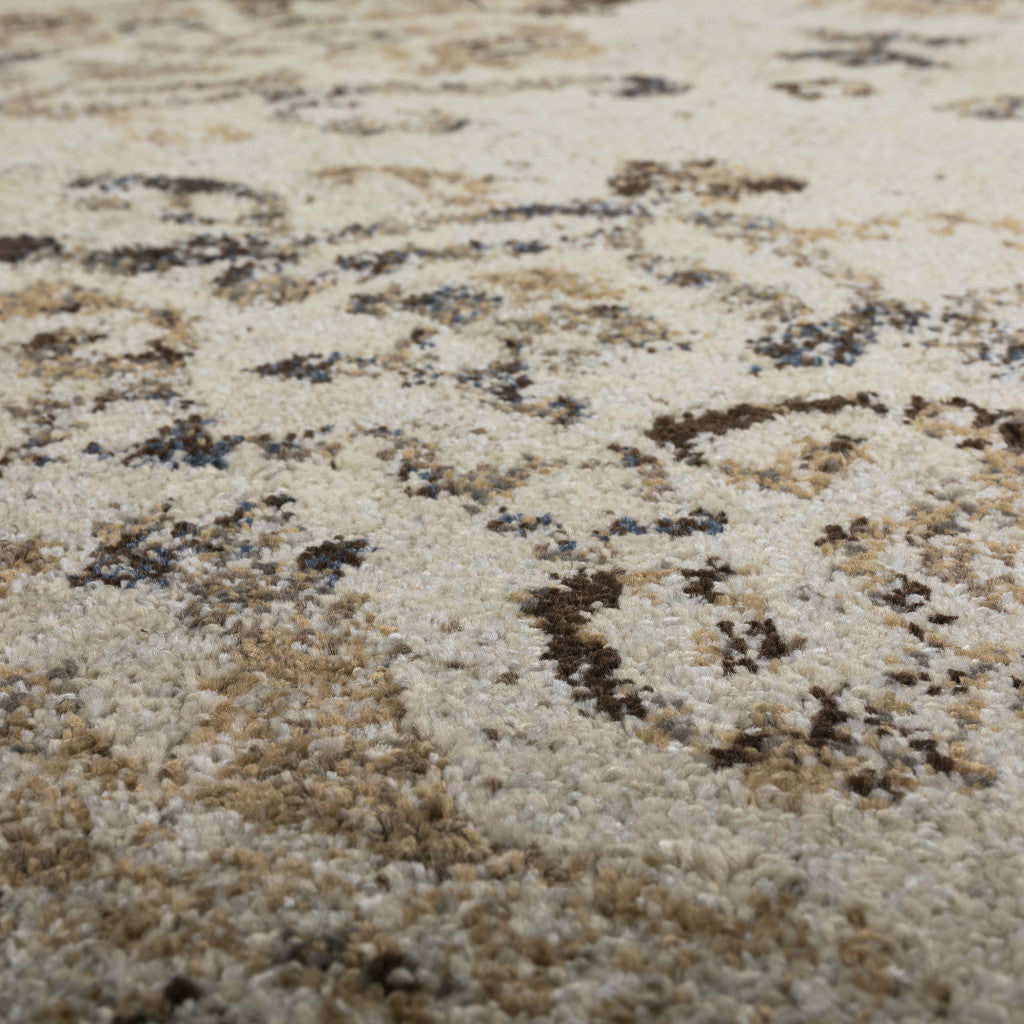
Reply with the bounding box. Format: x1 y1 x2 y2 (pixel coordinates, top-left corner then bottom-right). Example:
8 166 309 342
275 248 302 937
2 0 1024 1022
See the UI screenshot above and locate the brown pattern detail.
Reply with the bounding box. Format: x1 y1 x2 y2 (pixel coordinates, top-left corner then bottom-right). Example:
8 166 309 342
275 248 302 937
0 802 96 892
879 574 931 612
706 687 978 806
902 394 1000 427
602 509 727 539
546 302 686 350
296 537 369 579
389 437 541 504
716 618 765 675
749 300 927 369
21 328 103 361
163 976 202 1008
337 241 487 282
999 419 1024 451
722 432 870 500
807 687 849 749
0 537 58 599
679 558 734 603
69 172 267 200
772 78 874 100
67 497 320 603
609 159 806 200
214 268 323 306
815 516 873 549
487 509 555 535
427 27 597 74
608 443 659 468
524 570 646 720
251 352 340 383
931 288 1024 369
780 31 963 69
349 284 502 326
123 416 242 470
536 0 637 13
616 75 689 98
941 95 1024 120
0 234 61 263
646 393 887 465
20 329 188 387
85 234 291 275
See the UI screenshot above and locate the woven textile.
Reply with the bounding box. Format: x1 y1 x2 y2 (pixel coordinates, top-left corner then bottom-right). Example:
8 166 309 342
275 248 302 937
2 1 1024 1021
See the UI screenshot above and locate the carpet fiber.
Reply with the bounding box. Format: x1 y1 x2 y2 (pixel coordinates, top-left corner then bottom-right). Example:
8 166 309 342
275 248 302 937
2 0 1024 1021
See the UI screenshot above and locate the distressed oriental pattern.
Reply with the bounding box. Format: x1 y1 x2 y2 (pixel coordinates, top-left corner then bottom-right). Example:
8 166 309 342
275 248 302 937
2 0 1024 1022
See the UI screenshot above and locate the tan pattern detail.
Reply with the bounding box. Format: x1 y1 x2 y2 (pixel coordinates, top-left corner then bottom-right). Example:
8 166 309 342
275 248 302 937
0 537 58 598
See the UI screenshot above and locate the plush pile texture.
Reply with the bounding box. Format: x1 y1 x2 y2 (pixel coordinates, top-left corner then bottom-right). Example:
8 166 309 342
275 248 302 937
3 0 1024 1021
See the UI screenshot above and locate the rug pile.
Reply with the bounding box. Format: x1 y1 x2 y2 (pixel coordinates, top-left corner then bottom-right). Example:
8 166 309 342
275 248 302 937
2 0 1024 1021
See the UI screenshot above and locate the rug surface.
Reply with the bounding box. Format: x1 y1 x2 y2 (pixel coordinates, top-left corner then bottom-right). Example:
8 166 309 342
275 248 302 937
2 0 1024 1021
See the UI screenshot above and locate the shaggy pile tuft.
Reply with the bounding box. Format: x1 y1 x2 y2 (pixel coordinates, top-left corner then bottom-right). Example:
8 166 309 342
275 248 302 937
2 0 1024 1021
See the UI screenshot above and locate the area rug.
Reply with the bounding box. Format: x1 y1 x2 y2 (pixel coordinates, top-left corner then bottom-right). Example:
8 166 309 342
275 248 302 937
3 0 1024 1021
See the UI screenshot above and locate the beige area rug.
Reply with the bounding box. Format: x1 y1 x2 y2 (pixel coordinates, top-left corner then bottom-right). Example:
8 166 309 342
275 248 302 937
3 0 1024 1020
